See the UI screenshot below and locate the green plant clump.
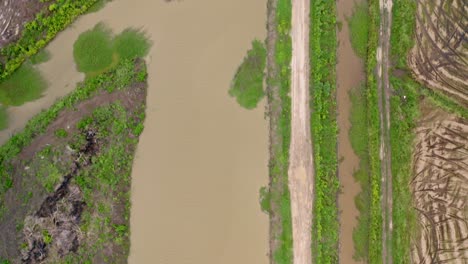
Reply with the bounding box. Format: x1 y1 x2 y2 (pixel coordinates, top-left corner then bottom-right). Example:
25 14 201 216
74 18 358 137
73 24 114 74
0 64 46 106
114 29 151 60
229 40 267 109
30 50 51 65
348 2 369 58
0 106 7 131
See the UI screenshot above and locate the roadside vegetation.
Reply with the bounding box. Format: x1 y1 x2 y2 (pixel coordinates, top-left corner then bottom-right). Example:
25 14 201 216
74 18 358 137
229 40 266 109
262 0 293 263
0 59 147 262
0 0 100 81
74 24 151 76
309 0 339 263
0 63 46 106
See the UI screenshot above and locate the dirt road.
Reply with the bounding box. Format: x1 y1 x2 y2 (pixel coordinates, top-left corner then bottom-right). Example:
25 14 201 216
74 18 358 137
289 0 314 263
376 0 393 263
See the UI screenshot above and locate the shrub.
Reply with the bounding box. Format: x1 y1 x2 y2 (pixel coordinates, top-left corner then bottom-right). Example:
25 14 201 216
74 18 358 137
114 29 151 60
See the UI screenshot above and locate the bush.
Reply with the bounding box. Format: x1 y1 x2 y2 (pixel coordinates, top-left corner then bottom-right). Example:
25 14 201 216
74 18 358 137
54 128 68 138
0 64 46 106
73 24 114 74
114 29 151 60
229 40 266 109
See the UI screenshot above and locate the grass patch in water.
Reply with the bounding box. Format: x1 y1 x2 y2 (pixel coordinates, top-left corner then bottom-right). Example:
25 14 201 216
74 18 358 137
74 24 151 77
0 63 46 106
87 0 111 13
73 24 114 74
30 50 51 65
348 2 369 58
114 29 151 60
229 40 266 109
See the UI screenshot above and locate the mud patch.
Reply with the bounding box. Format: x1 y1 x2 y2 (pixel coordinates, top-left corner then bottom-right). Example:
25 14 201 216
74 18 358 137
411 102 468 263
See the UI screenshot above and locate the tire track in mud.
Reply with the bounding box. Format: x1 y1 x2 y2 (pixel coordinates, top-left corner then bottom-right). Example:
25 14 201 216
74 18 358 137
289 0 314 263
376 0 393 263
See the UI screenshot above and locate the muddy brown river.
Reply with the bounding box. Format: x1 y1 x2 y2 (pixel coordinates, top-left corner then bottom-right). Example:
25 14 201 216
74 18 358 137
0 0 269 263
336 0 365 263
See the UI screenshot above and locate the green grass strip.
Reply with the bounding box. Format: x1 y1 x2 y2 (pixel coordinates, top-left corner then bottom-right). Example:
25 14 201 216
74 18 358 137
309 0 339 263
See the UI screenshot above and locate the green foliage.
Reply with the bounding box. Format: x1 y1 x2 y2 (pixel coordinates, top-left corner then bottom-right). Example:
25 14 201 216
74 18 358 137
229 40 266 109
42 229 53 244
349 84 372 261
73 24 114 74
0 63 46 106
309 0 339 262
30 50 51 65
87 0 111 13
0 106 7 131
0 0 99 81
348 2 369 58
364 0 382 263
114 29 151 60
54 128 68 138
390 0 416 69
269 0 293 263
259 186 271 213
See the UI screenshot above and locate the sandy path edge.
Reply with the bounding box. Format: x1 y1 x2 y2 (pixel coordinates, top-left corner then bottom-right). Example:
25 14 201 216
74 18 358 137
289 0 314 263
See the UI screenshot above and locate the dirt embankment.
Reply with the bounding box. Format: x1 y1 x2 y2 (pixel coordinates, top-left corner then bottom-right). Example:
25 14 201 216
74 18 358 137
408 0 468 107
0 0 48 49
289 0 314 263
411 103 468 264
376 0 394 262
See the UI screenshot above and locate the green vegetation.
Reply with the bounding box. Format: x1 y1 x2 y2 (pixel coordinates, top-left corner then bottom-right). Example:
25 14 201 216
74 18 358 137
363 0 382 263
348 2 369 58
0 106 7 131
114 29 151 60
30 50 51 65
349 84 372 261
87 0 111 13
74 24 151 76
0 63 46 106
0 59 146 262
73 24 114 74
229 40 266 109
309 0 339 263
0 0 99 81
264 0 293 263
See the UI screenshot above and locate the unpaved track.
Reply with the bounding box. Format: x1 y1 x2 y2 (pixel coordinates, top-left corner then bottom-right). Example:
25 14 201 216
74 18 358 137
376 0 393 263
289 0 314 263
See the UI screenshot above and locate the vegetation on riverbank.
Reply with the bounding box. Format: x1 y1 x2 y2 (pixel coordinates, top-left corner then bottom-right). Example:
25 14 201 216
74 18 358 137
0 107 7 131
74 24 151 76
0 0 100 81
267 0 293 262
349 83 372 261
229 40 267 109
309 0 339 263
30 50 51 65
0 59 147 262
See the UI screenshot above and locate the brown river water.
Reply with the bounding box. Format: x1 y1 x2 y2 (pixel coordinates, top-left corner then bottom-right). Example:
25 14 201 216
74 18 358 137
0 1 269 263
336 0 365 263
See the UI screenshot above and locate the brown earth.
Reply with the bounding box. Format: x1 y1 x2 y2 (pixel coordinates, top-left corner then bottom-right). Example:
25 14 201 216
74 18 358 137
289 0 314 263
0 62 146 262
0 0 48 49
408 0 468 107
411 101 468 264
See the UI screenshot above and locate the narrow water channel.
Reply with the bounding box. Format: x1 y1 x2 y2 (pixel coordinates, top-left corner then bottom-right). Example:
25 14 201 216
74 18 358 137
0 1 269 263
336 0 365 263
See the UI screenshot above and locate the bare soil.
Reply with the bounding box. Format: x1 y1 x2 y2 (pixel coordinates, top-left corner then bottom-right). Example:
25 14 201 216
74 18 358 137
0 0 48 49
408 0 468 107
411 101 468 264
289 0 314 263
